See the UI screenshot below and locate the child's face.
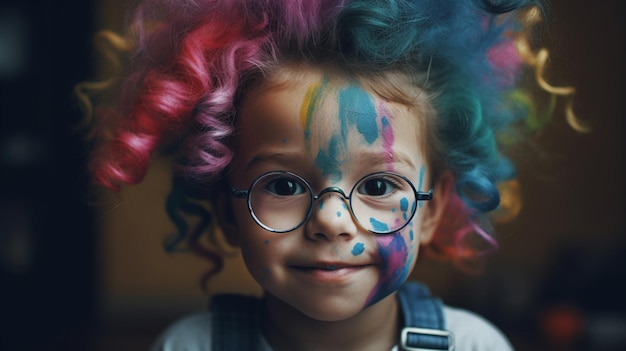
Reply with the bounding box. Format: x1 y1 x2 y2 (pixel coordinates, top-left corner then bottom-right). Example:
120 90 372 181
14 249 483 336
228 67 434 322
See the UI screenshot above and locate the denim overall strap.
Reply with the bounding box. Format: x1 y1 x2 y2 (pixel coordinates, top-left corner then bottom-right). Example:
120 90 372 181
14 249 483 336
211 294 261 351
398 282 455 351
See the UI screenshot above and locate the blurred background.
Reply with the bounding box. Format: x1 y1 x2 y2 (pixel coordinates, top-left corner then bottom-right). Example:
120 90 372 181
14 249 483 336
0 0 624 350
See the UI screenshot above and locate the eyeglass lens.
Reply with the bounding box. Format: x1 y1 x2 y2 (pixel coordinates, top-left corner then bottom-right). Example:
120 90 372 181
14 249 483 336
248 172 418 233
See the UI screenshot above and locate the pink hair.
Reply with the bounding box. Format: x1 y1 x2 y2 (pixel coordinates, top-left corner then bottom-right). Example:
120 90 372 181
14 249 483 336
90 0 345 190
423 189 500 271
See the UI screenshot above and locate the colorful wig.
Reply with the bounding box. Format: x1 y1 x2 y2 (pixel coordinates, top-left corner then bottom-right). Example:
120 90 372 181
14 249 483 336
79 0 581 277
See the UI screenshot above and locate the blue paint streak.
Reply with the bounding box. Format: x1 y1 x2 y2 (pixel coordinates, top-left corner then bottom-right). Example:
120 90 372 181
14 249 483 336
418 166 426 209
370 217 389 232
319 199 325 210
352 242 365 256
410 230 414 241
338 85 379 144
315 135 342 181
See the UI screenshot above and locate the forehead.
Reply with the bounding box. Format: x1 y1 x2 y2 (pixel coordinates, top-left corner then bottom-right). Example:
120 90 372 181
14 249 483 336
232 66 426 179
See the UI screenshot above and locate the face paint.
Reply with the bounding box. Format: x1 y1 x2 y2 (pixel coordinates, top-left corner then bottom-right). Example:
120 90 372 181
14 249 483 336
300 81 325 139
337 84 379 144
351 242 365 256
400 198 409 212
314 135 343 181
369 217 389 232
400 197 409 221
304 81 388 182
366 233 413 306
300 78 346 180
378 104 395 171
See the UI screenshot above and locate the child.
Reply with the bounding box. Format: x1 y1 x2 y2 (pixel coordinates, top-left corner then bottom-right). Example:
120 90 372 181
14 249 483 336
79 0 582 349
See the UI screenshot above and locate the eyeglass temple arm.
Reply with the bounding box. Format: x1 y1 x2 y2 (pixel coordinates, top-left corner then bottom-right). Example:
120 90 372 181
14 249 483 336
417 189 433 201
231 189 249 198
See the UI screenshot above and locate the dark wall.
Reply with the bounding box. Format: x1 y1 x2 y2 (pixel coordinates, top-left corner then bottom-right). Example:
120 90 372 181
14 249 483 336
0 1 96 350
421 1 626 350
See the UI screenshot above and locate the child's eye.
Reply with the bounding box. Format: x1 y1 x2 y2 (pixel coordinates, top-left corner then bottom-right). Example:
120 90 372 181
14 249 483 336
357 177 398 196
264 177 307 196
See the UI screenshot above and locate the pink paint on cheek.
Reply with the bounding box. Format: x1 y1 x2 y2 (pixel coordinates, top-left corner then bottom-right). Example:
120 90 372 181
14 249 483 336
365 232 413 306
378 103 395 171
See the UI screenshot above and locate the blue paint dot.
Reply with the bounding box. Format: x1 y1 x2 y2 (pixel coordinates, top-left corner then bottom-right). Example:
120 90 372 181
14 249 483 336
264 240 269 245
410 230 414 240
342 203 348 210
400 197 409 212
282 138 288 143
351 242 365 256
319 200 325 210
337 211 342 217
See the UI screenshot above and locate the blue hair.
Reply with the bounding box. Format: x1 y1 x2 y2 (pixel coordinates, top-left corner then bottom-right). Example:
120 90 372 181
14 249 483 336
306 0 544 214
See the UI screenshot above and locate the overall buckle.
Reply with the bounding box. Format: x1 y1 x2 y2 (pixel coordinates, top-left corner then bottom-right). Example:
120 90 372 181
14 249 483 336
400 327 455 351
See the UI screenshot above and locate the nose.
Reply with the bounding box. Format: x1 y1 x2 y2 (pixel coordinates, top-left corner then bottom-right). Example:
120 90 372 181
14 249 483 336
305 190 357 241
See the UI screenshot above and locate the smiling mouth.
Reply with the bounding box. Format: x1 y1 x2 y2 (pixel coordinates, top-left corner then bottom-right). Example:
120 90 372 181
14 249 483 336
290 263 370 282
295 264 351 271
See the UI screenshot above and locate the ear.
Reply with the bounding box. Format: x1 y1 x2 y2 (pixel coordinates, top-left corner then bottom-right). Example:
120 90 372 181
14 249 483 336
418 171 454 244
210 181 241 247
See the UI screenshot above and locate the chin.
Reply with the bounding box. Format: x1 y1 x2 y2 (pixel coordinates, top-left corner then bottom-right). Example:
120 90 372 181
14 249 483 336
300 306 364 322
288 294 370 322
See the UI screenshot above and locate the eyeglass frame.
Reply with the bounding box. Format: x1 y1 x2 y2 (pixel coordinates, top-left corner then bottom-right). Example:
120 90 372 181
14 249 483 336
231 170 433 234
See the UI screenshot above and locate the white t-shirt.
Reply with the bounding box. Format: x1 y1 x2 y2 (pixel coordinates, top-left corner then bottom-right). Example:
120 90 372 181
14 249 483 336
151 305 514 351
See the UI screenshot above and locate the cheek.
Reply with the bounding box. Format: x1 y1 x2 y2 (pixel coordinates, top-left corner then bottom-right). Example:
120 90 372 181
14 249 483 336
240 234 288 289
365 223 416 306
239 237 266 276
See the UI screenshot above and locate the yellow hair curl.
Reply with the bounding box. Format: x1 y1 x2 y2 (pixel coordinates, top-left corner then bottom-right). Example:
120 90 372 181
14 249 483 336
515 7 590 133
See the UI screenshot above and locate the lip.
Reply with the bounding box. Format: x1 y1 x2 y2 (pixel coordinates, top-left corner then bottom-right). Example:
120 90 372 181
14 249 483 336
289 262 372 283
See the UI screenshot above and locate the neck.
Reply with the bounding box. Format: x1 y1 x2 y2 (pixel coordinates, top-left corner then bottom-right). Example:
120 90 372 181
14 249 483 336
261 292 400 351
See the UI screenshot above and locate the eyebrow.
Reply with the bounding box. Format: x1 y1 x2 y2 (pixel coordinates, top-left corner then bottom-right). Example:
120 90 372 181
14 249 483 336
245 151 304 171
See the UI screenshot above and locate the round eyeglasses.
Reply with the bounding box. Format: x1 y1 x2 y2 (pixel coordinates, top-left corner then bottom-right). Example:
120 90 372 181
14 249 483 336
231 171 433 234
